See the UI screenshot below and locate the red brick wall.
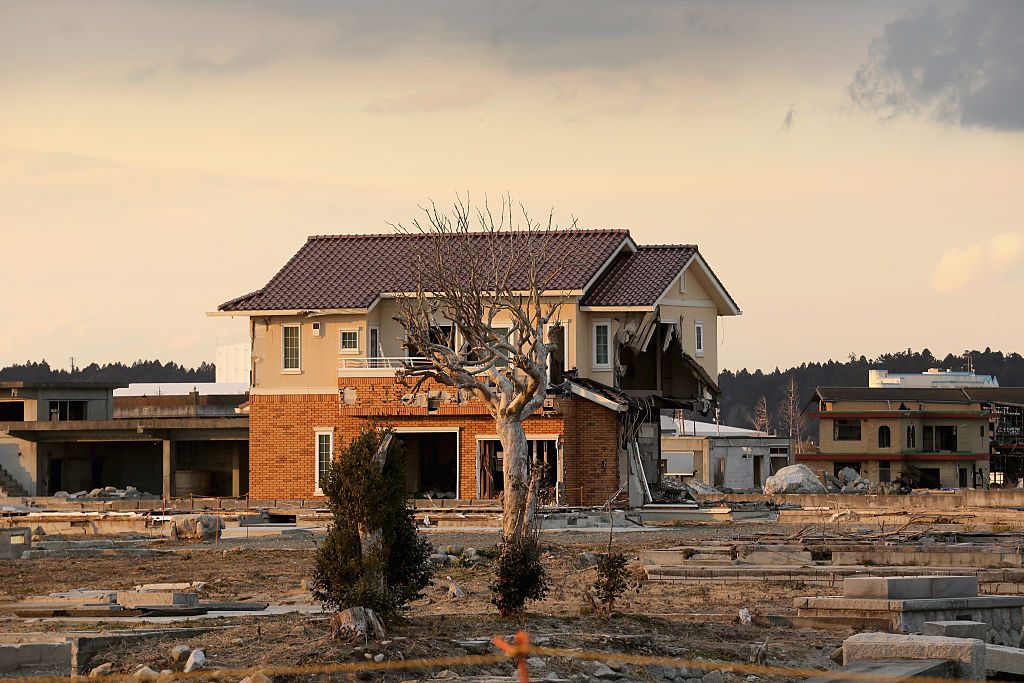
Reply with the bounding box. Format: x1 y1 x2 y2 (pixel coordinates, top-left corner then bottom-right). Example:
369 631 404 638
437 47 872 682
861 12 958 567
248 377 620 505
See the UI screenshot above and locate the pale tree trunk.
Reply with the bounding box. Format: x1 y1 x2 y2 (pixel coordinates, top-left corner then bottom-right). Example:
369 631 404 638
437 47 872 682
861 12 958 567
497 416 536 540
358 434 392 594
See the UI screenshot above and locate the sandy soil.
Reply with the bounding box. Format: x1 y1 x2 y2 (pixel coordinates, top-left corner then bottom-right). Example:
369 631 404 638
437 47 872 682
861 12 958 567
0 524 849 682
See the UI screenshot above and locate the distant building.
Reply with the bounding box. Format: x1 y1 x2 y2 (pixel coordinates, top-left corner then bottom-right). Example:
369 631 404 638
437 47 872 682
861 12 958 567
660 415 793 490
0 381 248 498
869 369 999 389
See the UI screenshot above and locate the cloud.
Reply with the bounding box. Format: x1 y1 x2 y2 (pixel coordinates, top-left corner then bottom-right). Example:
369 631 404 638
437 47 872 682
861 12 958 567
124 64 159 83
932 232 1023 291
178 41 281 74
365 86 489 115
988 232 1024 271
849 1 1024 131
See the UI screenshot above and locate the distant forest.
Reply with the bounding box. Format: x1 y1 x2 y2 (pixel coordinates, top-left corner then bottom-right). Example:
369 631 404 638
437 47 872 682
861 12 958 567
0 359 216 383
716 348 1024 443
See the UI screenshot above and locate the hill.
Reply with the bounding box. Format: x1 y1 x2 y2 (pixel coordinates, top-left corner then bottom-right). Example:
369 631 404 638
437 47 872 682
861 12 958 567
0 359 216 384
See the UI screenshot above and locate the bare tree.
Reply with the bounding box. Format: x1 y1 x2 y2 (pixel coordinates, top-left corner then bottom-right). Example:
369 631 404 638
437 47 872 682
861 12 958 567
779 378 806 443
392 196 580 541
747 395 771 435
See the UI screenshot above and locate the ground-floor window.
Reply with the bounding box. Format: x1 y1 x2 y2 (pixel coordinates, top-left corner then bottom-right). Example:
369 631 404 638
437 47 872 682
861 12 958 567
314 429 333 494
833 461 860 478
991 470 1005 486
878 460 891 483
918 467 941 488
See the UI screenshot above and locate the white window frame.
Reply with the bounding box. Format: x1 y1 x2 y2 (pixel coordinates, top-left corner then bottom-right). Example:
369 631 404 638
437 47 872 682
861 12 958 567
592 320 611 370
694 320 704 357
339 327 360 354
314 428 334 495
282 323 301 373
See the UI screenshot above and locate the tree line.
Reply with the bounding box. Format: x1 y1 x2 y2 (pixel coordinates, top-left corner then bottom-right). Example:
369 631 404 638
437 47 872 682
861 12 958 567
0 359 216 383
716 348 1024 444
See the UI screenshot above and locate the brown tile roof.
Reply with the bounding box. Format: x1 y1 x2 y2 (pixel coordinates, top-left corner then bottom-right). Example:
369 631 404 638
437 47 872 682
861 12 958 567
579 245 696 307
219 230 631 311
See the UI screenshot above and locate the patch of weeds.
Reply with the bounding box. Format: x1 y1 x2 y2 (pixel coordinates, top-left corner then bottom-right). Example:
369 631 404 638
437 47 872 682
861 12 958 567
692 650 734 661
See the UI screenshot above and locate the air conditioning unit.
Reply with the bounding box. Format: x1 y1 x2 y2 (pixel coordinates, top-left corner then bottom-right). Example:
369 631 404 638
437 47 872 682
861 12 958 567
311 322 323 338
543 397 557 412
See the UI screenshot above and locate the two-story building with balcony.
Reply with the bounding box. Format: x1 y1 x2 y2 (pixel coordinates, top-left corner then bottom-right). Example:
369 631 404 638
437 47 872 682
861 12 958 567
801 387 992 489
212 230 741 506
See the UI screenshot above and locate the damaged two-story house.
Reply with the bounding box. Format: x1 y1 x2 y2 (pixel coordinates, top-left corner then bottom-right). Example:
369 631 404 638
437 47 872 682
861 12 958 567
212 229 740 506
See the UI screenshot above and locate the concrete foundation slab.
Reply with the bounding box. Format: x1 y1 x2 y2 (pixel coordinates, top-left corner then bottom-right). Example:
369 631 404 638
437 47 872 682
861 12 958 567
985 644 1024 675
924 621 988 640
115 591 199 609
843 633 986 680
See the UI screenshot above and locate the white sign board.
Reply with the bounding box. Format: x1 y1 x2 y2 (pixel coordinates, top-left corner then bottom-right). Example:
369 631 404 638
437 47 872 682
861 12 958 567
663 451 695 476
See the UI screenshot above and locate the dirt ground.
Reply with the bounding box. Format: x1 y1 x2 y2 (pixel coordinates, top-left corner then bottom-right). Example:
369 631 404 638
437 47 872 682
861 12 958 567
0 523 849 682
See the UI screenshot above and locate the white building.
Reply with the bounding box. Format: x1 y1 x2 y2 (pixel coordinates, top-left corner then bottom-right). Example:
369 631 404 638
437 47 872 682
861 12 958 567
660 416 793 490
868 369 999 389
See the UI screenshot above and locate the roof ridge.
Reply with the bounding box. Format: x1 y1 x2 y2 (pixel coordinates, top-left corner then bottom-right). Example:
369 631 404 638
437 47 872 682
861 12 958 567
305 229 631 241
636 244 698 250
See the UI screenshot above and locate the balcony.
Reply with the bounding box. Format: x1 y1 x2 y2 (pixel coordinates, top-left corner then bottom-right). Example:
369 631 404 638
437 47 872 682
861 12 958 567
338 356 427 377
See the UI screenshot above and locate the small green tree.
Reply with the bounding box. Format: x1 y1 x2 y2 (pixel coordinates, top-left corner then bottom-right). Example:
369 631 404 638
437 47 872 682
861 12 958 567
592 553 629 617
489 533 548 617
312 424 432 620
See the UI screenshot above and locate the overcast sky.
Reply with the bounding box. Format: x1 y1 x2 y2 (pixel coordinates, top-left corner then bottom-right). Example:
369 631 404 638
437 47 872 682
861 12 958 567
3 1 1023 373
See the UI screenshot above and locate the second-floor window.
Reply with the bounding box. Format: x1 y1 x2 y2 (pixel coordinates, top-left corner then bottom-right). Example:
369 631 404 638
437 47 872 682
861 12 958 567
340 329 359 354
694 321 704 357
878 425 891 448
834 419 861 441
593 321 611 369
282 324 300 371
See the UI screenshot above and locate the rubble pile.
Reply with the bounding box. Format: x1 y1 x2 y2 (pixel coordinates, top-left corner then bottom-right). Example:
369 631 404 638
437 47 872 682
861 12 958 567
53 486 158 500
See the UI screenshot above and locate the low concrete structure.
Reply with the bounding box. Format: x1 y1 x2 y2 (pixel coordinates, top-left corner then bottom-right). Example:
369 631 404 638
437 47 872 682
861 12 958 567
116 591 199 609
985 643 1024 675
924 621 988 641
795 576 1024 646
843 632 986 680
0 527 30 559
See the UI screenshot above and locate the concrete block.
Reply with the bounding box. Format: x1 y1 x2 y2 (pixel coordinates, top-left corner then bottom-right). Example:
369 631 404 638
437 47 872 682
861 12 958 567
986 644 1024 675
929 576 980 599
843 632 986 680
115 591 199 609
0 642 72 675
0 527 31 560
843 576 978 600
924 621 988 641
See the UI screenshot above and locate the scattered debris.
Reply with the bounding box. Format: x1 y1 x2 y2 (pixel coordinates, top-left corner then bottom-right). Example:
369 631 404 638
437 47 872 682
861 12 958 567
183 649 206 673
330 606 385 642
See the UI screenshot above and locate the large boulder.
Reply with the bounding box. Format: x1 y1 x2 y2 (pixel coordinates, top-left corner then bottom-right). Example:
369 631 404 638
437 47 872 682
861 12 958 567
169 514 225 542
764 464 827 494
837 467 860 484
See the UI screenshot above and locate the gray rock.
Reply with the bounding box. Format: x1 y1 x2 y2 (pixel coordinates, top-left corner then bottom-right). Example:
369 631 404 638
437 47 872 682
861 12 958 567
89 488 102 497
130 666 159 682
593 663 618 679
837 467 859 484
239 674 272 683
702 672 724 683
464 548 478 558
171 644 192 663
607 661 623 672
763 464 826 494
447 583 466 598
580 551 597 566
429 553 449 567
184 649 206 673
170 514 225 542
647 664 664 679
104 486 118 493
527 657 547 669
54 491 70 498
373 654 384 663
89 663 113 678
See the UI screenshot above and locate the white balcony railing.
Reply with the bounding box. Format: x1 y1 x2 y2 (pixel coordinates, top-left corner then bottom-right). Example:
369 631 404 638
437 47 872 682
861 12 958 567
338 356 429 375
